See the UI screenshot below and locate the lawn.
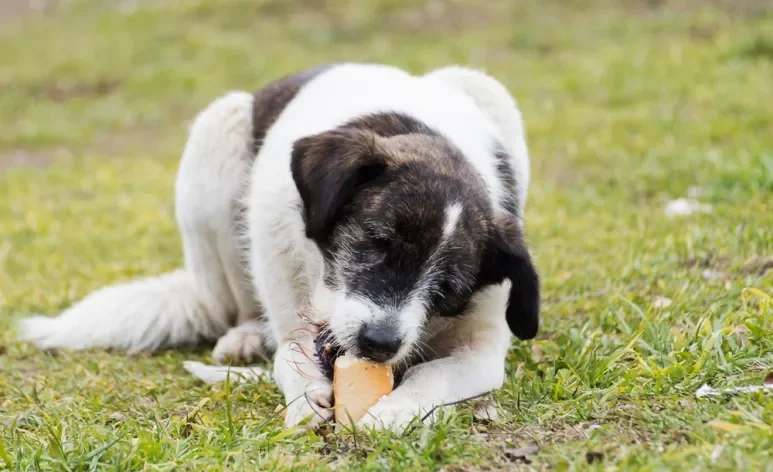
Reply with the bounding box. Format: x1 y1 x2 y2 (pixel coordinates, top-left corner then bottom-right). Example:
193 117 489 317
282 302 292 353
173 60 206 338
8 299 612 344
1 0 772 470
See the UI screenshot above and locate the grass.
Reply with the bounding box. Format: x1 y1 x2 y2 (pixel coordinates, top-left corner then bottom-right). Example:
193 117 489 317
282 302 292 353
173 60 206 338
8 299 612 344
1 0 772 470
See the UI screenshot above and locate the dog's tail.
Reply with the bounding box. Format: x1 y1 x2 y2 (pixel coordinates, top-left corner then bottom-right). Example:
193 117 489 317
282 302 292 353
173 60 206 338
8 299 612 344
17 270 229 352
18 91 258 354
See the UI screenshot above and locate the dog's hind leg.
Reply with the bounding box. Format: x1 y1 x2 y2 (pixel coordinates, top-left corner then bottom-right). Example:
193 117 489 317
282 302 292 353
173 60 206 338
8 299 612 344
177 91 271 364
18 92 264 357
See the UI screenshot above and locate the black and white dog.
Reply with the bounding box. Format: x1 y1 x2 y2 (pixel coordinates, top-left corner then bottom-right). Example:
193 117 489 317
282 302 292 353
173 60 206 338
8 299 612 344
19 63 540 430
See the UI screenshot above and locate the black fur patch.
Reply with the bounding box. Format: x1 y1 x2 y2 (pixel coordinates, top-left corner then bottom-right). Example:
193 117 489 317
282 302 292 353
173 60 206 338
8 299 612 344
251 64 337 156
294 112 493 318
292 111 540 338
493 143 519 216
340 112 437 138
291 127 387 241
234 64 337 280
476 218 540 340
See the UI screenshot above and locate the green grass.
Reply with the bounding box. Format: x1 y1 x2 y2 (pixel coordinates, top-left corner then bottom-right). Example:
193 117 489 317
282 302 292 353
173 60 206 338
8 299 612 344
1 0 772 470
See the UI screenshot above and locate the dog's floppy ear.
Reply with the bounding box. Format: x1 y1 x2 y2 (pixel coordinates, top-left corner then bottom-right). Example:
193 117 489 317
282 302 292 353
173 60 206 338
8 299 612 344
291 128 387 241
479 217 540 340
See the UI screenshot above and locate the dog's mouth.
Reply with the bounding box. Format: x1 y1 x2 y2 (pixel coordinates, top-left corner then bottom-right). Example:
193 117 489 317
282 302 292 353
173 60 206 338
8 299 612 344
311 322 407 389
313 326 345 381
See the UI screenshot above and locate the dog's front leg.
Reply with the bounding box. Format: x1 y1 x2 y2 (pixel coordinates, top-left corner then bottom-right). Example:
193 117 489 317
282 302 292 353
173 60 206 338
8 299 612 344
247 221 333 428
256 279 333 428
358 288 513 431
357 348 506 431
273 329 334 428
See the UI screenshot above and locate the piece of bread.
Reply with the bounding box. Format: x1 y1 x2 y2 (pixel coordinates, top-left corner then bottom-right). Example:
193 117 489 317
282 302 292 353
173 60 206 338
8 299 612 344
333 353 394 425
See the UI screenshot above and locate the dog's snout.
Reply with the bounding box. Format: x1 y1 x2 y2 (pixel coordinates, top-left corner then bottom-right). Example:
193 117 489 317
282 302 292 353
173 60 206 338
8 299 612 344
358 323 402 362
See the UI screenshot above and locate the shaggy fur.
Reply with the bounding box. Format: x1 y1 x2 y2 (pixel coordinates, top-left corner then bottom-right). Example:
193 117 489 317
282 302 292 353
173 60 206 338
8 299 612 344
18 63 539 430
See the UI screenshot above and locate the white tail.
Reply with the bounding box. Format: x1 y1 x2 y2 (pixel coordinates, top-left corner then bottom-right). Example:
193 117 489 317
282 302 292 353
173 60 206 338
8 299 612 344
18 91 259 354
17 270 230 352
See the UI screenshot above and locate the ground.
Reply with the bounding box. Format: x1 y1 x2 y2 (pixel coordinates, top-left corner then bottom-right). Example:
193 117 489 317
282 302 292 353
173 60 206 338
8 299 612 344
1 0 772 470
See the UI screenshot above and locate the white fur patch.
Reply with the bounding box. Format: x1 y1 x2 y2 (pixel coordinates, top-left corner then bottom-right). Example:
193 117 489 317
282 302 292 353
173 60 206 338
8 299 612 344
392 295 427 362
311 280 427 366
442 202 463 238
423 66 530 223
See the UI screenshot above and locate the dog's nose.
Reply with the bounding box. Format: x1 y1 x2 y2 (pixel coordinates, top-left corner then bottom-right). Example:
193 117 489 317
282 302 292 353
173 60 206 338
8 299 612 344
358 323 402 362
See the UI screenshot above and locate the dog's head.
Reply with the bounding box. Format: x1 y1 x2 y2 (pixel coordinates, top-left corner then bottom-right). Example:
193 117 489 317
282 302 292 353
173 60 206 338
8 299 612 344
291 119 539 364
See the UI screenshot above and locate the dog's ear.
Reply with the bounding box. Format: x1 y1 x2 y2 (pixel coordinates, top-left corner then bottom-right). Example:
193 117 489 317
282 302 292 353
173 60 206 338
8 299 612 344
291 128 387 241
479 217 540 340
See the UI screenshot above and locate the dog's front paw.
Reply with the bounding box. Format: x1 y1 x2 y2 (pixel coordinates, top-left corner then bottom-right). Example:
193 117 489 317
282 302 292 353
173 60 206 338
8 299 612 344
213 326 268 365
284 379 334 428
358 395 426 432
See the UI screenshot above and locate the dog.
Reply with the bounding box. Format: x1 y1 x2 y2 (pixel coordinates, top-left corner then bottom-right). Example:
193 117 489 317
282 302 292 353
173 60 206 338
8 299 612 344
18 63 540 430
